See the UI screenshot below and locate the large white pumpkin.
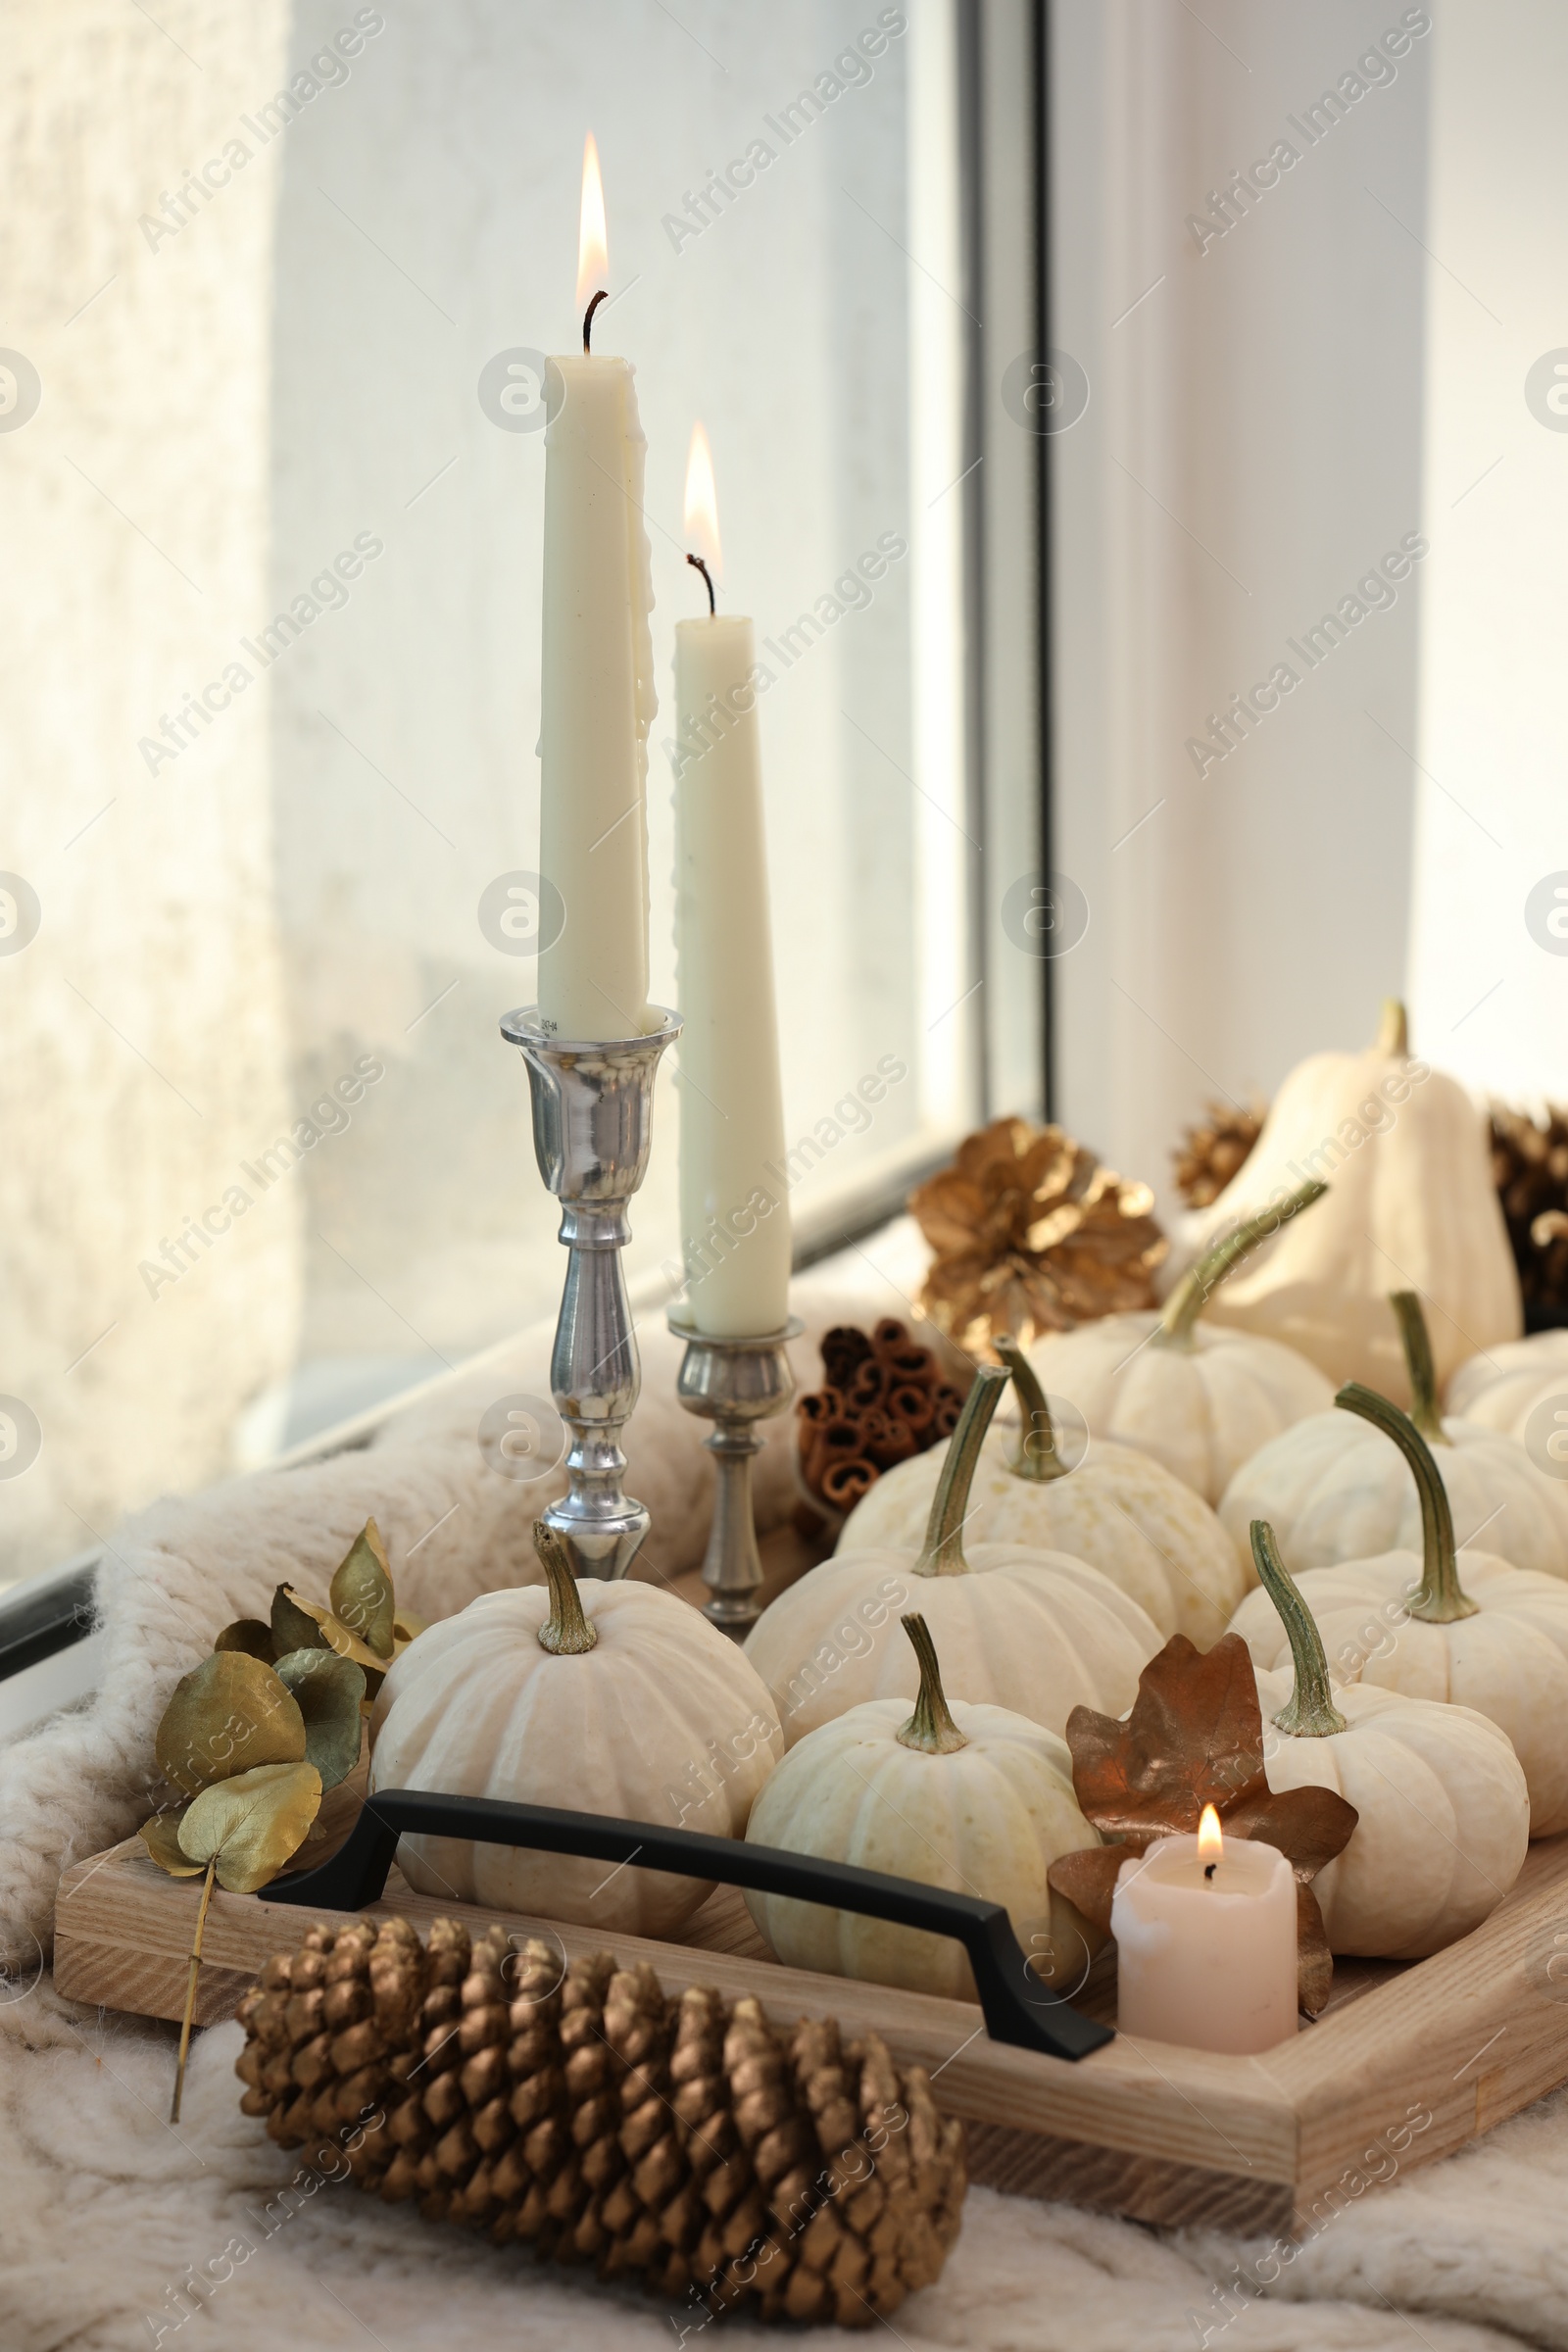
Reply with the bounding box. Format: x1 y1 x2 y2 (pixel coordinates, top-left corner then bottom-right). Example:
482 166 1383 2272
369 1533 783 1936
1447 1331 1568 1449
1218 1295 1568 1579
1249 1519 1529 1957
839 1338 1250 1644
1026 1184 1334 1504
745 1365 1161 1745
1185 1002 1521 1401
745 1613 1100 1999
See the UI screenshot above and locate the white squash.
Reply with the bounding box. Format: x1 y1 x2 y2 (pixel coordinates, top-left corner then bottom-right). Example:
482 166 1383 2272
1447 1330 1568 1444
1218 1293 1568 1578
1231 1382 1568 1835
1185 1001 1521 1402
838 1337 1250 1645
369 1529 783 1936
745 1364 1162 1746
1026 1183 1334 1503
1248 1519 1529 1957
745 1612 1100 1999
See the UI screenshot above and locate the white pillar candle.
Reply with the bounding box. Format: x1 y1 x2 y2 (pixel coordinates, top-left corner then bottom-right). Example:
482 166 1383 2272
1110 1810 1298 2054
672 426 791 1337
537 135 656 1043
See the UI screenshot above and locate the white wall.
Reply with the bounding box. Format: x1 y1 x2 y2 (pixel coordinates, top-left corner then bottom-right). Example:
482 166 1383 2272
1049 1 1431 1204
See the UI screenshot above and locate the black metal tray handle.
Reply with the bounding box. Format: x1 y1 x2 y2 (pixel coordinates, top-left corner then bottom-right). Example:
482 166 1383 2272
267 1788 1111 2063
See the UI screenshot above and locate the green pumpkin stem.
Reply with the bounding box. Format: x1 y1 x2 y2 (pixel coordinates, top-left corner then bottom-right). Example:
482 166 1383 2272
895 1614 969 1755
1334 1381 1478 1624
1250 1519 1348 1738
533 1524 599 1654
1387 1292 1446 1446
1158 1177 1329 1348
995 1336 1069 1482
1376 999 1409 1056
915 1364 1008 1575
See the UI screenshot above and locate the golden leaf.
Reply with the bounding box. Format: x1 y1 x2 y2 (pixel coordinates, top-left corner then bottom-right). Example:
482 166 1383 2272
329 1518 396 1659
154 1651 306 1799
273 1647 366 1789
138 1809 203 1876
176 1760 322 1892
213 1619 275 1662
270 1583 327 1658
279 1584 388 1675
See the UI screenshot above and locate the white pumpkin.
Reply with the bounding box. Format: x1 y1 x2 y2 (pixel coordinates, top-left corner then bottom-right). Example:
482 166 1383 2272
1026 1183 1334 1503
745 1612 1100 1999
1249 1519 1529 1957
1447 1331 1568 1446
745 1365 1162 1746
1185 1001 1521 1402
1218 1293 1568 1579
838 1337 1250 1645
369 1530 783 1936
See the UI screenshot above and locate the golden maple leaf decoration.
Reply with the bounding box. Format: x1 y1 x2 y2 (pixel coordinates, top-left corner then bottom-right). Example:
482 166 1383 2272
909 1116 1166 1358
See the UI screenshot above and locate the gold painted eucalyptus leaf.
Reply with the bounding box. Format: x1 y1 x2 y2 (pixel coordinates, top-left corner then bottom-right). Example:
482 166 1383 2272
272 1647 366 1788
270 1583 327 1659
176 1760 322 1892
138 1809 203 1875
214 1619 275 1663
279 1585 388 1676
154 1651 306 1799
328 1518 396 1659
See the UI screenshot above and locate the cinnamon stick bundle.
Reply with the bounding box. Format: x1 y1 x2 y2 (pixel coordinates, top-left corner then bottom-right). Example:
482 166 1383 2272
797 1321 965 1522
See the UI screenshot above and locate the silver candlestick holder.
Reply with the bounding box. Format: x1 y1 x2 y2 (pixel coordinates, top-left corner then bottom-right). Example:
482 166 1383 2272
668 1315 805 1636
502 1005 681 1581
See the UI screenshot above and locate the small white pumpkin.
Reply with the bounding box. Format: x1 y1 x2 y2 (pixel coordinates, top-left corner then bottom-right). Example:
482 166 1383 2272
1186 1001 1522 1400
838 1337 1250 1645
1231 1382 1568 1835
1447 1330 1568 1445
745 1612 1100 1999
1026 1183 1334 1503
369 1529 783 1936
1218 1293 1568 1578
745 1365 1162 1746
1248 1520 1529 1957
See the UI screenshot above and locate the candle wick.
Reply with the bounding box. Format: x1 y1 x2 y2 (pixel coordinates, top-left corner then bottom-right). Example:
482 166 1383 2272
1203 1862 1217 1882
687 553 716 615
582 289 609 354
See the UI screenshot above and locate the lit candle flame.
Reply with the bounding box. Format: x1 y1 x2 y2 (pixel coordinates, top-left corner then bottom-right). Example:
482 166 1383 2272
1198 1804 1223 1868
683 422 721 578
576 132 608 315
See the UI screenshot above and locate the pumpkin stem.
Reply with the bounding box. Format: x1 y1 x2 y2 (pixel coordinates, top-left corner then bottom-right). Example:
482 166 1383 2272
895 1614 969 1754
914 1364 1008 1576
1158 1177 1329 1348
1388 1291 1446 1446
1334 1382 1478 1624
533 1524 599 1654
1250 1519 1348 1738
1375 999 1409 1056
995 1336 1069 1482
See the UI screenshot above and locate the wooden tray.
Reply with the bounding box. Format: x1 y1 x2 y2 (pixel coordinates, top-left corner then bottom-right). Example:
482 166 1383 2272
53 1791 1568 2238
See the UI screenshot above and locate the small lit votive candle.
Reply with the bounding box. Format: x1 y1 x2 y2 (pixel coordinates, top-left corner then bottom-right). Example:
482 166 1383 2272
1110 1806 1298 2054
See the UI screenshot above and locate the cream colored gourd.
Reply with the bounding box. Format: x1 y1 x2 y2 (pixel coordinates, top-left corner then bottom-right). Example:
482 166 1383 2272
1218 1293 1568 1578
1026 1182 1334 1503
744 1365 1162 1747
838 1339 1250 1645
1231 1383 1568 1835
1447 1330 1568 1444
1248 1520 1528 1957
369 1530 783 1936
1187 1002 1521 1401
744 1612 1101 1999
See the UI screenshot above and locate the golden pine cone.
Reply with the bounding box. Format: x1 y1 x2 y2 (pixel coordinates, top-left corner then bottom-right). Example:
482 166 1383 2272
909 1115 1165 1356
1491 1103 1568 1320
235 1916 967 2327
1171 1101 1265 1209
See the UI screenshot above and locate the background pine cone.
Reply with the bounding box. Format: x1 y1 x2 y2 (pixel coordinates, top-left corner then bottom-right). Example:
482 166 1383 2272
236 1915 966 2327
1171 1101 1265 1209
1492 1104 1568 1327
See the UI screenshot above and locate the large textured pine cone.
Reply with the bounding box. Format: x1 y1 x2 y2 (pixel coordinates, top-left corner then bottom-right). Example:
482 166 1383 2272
1492 1103 1568 1322
1172 1101 1265 1209
235 1916 967 2326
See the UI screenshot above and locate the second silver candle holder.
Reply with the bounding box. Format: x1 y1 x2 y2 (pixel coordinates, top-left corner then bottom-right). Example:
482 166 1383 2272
668 1314 805 1636
503 1004 680 1581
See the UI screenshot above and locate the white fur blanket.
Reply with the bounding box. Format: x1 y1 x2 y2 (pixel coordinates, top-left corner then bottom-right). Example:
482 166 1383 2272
3 1244 1566 2350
